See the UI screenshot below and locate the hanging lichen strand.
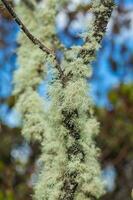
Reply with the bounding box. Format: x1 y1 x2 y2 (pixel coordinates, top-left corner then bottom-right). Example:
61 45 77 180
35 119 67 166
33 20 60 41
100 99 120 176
13 0 61 141
12 0 114 200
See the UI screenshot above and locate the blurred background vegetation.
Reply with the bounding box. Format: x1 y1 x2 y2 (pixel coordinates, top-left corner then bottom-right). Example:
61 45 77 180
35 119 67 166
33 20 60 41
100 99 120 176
0 0 133 200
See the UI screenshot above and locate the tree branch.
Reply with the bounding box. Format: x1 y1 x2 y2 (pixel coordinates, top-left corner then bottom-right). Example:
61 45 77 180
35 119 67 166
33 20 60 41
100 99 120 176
1 0 66 83
1 0 55 56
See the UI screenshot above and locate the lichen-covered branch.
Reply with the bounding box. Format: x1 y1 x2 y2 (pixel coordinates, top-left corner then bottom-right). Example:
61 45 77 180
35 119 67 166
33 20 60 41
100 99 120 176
9 0 115 199
80 0 114 64
1 0 55 56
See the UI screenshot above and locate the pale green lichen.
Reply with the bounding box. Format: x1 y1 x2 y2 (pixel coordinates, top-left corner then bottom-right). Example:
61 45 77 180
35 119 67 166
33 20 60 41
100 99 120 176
13 0 114 199
13 0 61 140
15 88 46 141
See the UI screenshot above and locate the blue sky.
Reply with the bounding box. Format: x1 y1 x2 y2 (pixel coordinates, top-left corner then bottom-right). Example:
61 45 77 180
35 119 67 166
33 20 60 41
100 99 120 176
0 0 133 126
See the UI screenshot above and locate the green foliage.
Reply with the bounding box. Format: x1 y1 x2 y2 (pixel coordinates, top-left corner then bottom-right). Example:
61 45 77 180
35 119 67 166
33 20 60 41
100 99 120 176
0 190 14 200
0 124 36 200
97 84 133 160
96 83 133 200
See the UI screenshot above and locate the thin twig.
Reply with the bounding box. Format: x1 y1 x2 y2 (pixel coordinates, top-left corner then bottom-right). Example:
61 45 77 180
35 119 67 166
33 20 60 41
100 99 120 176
1 0 66 82
1 0 55 56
